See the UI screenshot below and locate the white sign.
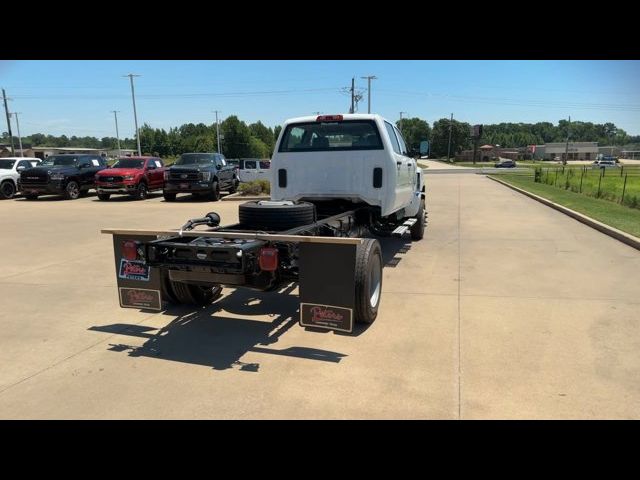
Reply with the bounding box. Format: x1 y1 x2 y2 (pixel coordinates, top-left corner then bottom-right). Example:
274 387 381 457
92 159 100 166
155 160 162 168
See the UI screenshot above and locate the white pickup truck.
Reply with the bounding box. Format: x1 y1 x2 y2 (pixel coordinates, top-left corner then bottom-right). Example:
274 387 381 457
237 159 271 183
103 113 426 332
0 157 41 199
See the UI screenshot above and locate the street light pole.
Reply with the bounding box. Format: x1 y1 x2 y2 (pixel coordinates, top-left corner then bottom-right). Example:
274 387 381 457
563 115 570 165
360 75 377 114
111 110 121 157
212 110 221 154
124 74 142 156
447 113 453 162
12 112 24 156
2 89 15 155
399 111 406 133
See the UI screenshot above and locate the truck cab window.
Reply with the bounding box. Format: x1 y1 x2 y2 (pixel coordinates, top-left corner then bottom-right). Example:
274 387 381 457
384 122 401 154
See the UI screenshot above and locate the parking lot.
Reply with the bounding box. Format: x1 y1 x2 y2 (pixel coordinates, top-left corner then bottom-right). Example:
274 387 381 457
1 174 639 419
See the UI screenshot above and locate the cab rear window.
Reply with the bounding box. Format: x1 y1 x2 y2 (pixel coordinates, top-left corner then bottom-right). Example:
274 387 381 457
278 120 383 152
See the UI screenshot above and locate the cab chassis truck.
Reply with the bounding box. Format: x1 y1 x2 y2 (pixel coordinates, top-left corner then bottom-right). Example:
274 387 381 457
103 114 426 333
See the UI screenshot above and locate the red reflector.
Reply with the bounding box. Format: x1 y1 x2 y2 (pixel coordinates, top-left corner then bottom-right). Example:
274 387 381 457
316 115 343 122
259 247 278 271
122 240 138 260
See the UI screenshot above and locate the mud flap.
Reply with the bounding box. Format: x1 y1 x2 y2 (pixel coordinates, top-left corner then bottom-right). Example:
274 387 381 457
112 234 163 311
298 242 357 333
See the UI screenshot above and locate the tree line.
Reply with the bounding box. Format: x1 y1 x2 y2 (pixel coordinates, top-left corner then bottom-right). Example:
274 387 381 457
4 116 638 159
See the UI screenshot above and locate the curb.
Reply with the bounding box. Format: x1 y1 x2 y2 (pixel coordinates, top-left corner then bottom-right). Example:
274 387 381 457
221 193 270 202
487 175 640 251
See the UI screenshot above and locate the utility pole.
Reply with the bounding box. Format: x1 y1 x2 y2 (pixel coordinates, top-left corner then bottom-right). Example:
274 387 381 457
12 112 23 156
350 77 355 114
2 89 15 155
399 111 406 133
212 110 221 154
563 115 570 165
111 110 121 157
361 75 377 114
123 74 142 156
447 113 454 162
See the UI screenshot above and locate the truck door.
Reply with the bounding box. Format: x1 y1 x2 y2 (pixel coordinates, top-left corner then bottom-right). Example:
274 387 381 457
258 160 271 182
384 122 413 209
241 159 257 182
393 125 415 191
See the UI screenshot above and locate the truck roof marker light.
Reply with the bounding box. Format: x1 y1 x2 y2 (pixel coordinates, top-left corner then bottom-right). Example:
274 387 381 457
316 115 343 122
122 240 139 261
259 247 278 272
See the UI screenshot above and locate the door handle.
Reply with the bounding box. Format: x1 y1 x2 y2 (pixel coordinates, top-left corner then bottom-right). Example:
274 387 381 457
396 161 402 166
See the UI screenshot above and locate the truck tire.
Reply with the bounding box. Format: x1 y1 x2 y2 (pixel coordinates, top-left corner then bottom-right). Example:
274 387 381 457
163 192 176 202
410 201 425 240
239 201 316 231
133 182 148 200
209 181 220 201
1 180 16 199
228 178 239 194
354 238 383 324
97 193 111 201
64 180 81 200
168 279 221 306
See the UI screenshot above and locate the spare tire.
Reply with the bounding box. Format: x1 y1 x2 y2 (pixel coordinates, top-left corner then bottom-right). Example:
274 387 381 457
239 200 316 231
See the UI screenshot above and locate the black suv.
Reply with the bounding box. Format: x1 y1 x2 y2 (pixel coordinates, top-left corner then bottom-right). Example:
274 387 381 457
19 154 108 200
163 152 238 201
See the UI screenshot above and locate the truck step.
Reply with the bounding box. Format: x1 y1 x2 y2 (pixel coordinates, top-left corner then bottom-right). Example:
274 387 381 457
391 218 418 237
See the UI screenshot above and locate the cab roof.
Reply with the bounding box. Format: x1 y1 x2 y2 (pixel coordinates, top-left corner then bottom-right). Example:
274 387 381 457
284 113 385 125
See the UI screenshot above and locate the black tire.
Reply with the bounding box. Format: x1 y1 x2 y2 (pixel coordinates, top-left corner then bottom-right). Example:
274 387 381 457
168 279 221 306
64 180 80 200
97 193 111 201
209 181 220 201
0 180 16 199
133 182 148 200
25 193 38 200
163 192 176 202
410 201 425 241
239 201 316 231
354 238 383 324
228 178 239 194
78 189 88 197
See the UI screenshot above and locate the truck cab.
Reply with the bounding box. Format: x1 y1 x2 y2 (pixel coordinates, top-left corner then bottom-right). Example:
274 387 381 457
270 114 422 220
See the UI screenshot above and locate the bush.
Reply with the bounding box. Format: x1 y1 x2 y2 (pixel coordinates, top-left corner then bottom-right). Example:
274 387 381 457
534 167 542 183
238 180 270 196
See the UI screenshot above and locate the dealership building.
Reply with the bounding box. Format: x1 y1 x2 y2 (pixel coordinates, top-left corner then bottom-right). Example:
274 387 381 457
533 142 599 161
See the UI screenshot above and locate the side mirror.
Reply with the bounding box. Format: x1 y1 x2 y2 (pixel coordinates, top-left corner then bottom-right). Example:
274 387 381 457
419 140 429 156
17 166 26 172
216 164 222 170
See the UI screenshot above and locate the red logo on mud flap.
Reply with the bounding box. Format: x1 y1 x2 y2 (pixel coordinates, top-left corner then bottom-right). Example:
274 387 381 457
300 303 353 333
119 287 161 310
310 306 344 322
118 259 150 281
126 289 155 303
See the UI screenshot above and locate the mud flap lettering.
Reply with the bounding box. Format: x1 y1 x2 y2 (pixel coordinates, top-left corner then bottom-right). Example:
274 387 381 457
119 287 161 310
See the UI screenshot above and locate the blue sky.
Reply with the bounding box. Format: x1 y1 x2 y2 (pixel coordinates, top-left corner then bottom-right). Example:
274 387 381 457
1 60 639 138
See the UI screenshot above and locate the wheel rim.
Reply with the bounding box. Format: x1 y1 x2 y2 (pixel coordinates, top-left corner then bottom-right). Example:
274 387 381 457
67 182 79 198
1 182 15 198
140 185 147 198
369 253 382 308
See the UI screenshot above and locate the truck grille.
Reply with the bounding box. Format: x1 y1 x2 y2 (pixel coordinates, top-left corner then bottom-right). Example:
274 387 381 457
21 175 48 185
100 176 123 183
169 171 199 181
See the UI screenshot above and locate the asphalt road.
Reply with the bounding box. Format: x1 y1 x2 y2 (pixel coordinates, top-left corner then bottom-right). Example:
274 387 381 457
1 178 639 419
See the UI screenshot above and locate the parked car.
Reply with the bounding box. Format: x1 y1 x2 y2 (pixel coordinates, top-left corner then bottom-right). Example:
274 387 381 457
592 158 618 169
18 154 108 200
0 157 41 199
163 152 238 201
95 156 166 201
238 159 271 183
494 158 516 168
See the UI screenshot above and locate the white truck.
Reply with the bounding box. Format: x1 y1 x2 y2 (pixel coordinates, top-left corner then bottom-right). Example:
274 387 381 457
237 159 271 183
0 157 41 199
102 114 426 333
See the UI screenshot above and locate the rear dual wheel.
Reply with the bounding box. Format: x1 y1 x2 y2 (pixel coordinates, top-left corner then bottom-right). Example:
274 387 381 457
354 238 383 324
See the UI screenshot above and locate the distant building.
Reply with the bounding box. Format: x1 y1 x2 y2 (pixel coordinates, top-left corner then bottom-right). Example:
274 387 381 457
106 149 137 158
31 147 108 160
544 142 598 161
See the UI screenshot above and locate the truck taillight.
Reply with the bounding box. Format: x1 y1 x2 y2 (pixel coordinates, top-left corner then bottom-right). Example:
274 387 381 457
316 115 343 122
122 240 139 260
259 247 278 271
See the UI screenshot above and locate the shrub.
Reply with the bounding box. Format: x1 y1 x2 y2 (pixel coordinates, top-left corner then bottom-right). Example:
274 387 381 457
238 180 271 196
534 167 542 183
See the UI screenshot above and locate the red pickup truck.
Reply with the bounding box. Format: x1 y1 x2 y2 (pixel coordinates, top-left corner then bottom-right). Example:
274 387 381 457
95 156 166 200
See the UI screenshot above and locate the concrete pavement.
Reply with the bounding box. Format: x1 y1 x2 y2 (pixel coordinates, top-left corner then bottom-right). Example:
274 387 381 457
0 178 639 419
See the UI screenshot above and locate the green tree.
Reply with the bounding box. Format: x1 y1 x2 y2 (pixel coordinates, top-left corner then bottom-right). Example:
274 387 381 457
430 118 471 158
249 121 274 151
396 117 431 153
221 115 253 157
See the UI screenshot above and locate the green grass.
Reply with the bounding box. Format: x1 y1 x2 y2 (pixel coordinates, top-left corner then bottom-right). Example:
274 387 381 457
491 173 640 237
